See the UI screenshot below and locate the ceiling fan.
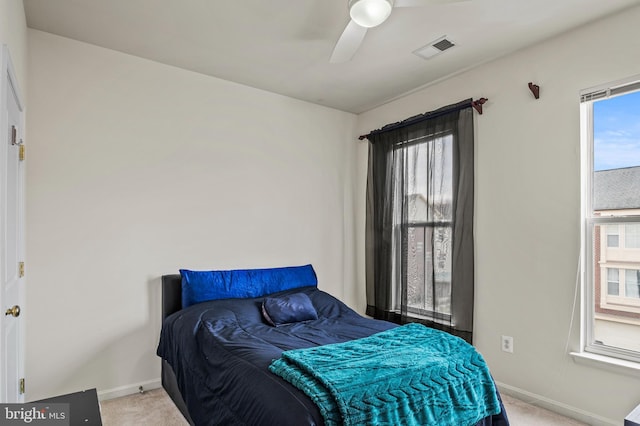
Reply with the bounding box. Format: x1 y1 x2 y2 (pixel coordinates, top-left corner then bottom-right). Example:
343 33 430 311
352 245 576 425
330 0 467 63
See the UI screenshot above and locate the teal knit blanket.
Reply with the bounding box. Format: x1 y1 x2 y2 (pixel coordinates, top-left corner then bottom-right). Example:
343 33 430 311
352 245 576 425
269 323 500 426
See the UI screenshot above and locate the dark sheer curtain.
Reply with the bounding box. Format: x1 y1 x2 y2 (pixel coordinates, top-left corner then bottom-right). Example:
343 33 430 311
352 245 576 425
365 99 475 343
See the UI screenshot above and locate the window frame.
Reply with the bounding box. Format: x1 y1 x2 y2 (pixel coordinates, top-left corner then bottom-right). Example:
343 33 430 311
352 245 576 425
581 75 640 364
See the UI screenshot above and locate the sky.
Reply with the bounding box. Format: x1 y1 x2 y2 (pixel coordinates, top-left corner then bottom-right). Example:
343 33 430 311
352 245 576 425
593 90 640 171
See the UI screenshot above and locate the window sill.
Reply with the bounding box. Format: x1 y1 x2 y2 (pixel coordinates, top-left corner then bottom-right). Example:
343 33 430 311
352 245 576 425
570 351 640 378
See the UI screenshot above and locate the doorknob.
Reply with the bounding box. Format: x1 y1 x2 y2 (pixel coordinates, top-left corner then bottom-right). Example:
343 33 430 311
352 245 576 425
5 305 20 317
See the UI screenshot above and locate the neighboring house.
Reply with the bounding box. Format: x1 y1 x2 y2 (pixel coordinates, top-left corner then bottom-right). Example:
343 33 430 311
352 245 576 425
593 166 640 350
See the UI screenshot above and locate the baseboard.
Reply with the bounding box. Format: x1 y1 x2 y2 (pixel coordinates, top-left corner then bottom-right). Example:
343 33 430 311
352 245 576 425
496 381 618 426
97 378 161 401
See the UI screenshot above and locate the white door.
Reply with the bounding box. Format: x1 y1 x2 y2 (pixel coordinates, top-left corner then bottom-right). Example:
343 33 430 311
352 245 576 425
0 45 25 403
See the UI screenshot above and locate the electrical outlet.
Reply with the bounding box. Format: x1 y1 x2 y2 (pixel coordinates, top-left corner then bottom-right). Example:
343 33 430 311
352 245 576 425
501 335 514 353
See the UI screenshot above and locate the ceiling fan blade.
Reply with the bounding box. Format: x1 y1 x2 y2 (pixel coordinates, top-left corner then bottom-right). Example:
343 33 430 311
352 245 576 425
394 0 469 7
329 20 368 63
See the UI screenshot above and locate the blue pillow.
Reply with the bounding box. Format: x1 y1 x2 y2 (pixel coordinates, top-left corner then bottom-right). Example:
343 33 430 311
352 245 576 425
180 264 318 308
261 293 318 326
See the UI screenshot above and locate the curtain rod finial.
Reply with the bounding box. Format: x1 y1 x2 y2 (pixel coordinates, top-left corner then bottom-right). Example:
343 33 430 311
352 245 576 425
528 82 540 99
471 98 488 115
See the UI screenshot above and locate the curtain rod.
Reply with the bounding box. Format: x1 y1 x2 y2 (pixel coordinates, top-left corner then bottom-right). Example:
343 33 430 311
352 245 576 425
358 97 487 141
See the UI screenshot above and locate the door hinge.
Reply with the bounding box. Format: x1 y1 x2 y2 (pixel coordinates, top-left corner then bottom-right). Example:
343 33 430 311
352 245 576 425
11 125 25 160
19 262 24 278
19 378 24 395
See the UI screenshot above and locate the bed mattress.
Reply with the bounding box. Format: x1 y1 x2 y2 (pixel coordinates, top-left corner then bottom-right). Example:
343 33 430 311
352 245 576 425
157 286 508 426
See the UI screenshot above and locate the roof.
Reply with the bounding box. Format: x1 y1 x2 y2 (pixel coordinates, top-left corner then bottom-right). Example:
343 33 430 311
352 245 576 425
594 166 640 211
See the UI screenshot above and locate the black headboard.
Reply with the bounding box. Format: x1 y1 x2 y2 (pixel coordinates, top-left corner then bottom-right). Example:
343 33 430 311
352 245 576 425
161 274 182 320
160 273 195 425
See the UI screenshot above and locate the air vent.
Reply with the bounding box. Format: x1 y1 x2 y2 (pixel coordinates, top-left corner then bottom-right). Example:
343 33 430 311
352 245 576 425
413 36 456 60
432 38 455 52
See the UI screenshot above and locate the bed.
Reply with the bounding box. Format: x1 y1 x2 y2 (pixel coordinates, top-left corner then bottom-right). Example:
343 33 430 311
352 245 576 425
156 265 509 426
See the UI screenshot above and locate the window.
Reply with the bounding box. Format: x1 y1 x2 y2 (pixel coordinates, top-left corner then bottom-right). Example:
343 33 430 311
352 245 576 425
607 268 619 296
402 136 453 320
606 225 619 247
365 100 475 342
581 75 640 361
626 269 640 299
626 224 640 248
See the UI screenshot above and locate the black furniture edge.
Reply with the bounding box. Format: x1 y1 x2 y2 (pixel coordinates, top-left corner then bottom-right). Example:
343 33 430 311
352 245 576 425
33 388 102 426
160 274 195 426
162 274 182 320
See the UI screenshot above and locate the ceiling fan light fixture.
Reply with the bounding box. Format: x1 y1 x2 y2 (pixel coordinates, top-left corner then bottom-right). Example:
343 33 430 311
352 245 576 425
349 0 393 28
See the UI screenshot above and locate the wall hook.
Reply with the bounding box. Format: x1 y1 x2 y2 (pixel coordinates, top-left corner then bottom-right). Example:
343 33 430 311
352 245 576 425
528 82 540 99
471 98 488 115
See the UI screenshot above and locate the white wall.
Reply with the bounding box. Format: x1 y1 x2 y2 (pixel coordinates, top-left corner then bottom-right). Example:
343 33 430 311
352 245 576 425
355 5 640 425
26 29 358 401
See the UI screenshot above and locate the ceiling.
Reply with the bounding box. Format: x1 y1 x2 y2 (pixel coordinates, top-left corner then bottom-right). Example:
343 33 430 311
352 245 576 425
23 0 640 114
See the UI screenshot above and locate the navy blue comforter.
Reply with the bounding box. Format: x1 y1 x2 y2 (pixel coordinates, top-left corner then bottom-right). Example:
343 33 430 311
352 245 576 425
157 286 509 426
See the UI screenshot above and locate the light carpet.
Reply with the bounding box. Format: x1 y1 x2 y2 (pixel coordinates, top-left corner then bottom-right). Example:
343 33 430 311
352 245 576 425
99 388 587 425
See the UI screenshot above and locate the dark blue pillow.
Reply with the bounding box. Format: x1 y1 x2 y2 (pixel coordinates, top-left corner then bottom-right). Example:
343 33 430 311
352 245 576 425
180 264 318 308
261 293 318 326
